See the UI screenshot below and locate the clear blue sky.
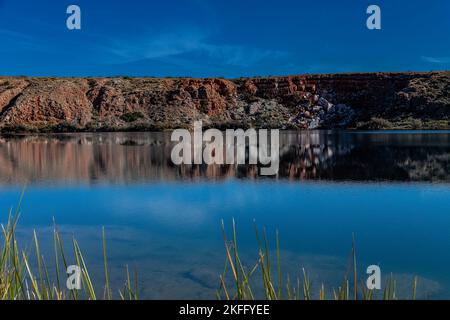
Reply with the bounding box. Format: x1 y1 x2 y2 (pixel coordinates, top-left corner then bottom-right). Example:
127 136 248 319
0 0 449 77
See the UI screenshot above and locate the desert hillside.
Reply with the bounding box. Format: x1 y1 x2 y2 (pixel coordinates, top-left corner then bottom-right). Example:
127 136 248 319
0 72 449 132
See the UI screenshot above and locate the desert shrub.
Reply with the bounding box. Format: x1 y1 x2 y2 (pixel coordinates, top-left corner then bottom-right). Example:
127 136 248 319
120 111 145 123
357 118 393 130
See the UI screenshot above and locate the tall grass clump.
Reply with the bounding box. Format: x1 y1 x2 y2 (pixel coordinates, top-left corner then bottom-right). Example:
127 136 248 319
217 219 419 300
0 198 138 300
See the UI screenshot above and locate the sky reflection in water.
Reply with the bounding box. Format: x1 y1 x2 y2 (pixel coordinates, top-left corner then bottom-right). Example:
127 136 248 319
0 131 449 298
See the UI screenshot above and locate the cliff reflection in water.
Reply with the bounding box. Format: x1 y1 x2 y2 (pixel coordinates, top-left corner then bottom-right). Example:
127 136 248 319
0 131 450 185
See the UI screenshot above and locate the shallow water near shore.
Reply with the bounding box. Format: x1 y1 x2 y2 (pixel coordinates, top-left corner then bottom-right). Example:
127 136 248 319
1 131 450 299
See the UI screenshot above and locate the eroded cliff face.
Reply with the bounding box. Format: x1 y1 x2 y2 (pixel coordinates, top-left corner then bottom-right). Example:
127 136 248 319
0 72 449 132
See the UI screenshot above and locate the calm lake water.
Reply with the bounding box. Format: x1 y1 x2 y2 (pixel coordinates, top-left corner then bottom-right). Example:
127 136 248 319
1 131 450 299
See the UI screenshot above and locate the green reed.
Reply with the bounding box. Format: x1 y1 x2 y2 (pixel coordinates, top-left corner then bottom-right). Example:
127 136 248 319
217 219 419 300
0 197 138 300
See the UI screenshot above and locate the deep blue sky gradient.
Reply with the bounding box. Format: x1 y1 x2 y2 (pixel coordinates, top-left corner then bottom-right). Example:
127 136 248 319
0 0 449 77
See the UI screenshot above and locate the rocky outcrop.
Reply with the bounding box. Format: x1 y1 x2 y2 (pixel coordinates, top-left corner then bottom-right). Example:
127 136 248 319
0 72 449 132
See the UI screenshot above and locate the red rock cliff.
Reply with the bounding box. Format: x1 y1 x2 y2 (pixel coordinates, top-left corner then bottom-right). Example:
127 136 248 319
0 71 449 131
